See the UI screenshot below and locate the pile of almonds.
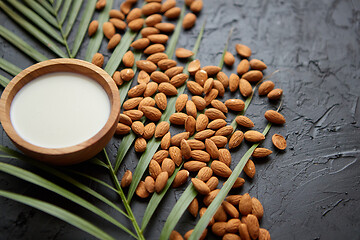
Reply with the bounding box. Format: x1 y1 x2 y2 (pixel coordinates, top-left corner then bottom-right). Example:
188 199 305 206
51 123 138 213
90 0 202 67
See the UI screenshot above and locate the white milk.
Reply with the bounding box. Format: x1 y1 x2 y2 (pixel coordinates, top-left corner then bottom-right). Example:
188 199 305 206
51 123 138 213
10 72 111 148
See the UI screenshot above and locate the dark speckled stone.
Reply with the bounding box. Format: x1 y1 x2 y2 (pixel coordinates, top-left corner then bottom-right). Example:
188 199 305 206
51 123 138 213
0 0 359 239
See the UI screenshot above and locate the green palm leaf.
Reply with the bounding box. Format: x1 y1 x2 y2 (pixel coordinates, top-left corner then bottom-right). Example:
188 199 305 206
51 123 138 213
0 25 48 62
0 2 67 58
0 75 10 88
54 0 63 13
165 5 185 57
64 0 83 37
0 190 115 240
71 0 96 58
84 0 113 62
37 0 56 15
58 0 73 25
23 0 58 28
0 58 22 76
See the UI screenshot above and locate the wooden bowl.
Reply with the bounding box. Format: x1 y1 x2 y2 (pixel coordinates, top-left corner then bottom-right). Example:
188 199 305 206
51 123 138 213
0 59 120 165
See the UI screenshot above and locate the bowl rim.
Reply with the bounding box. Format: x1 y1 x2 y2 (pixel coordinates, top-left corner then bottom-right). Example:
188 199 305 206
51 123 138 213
0 58 120 158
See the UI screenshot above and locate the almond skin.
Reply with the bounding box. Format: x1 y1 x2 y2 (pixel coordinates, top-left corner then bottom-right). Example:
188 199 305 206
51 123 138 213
226 195 242 206
144 43 165 55
250 59 267 70
191 178 210 195
155 92 167 110
239 193 253 215
229 130 244 149
267 88 283 100
244 130 265 142
131 121 145 135
194 129 215 141
145 14 162 27
225 99 245 111
158 59 177 71
264 110 286 124
184 161 206 171
169 112 188 125
187 81 204 95
237 59 250 75
225 218 241 233
121 170 132 188
147 52 168 64
176 48 194 58
242 70 263 82
206 176 219 191
155 171 168 193
235 116 254 128
141 27 160 37
252 148 273 158
224 51 235 66
171 132 190 146
175 94 188 112
196 114 209 132
120 68 135 81
109 18 127 30
180 139 192 160
205 108 226 120
144 176 155 193
92 53 104 67
258 80 274 95
229 177 245 188
147 33 168 44
161 132 171 150
170 73 189 87
205 139 220 159
139 97 156 110
170 231 184 240
142 2 162 16
123 51 135 67
109 9 125 20
143 122 156 139
188 59 201 75
123 97 143 110
213 80 225 96
88 20 99 37
173 169 189 188
137 70 150 84
131 38 151 50
103 22 115 39
187 139 205 150
136 181 149 198
217 72 229 88
229 73 240 92
155 22 175 33
169 146 182 166
184 116 197 136
136 60 157 73
272 134 287 150
123 109 143 121
219 148 231 166
204 89 219 105
158 82 178 96
155 121 170 138
112 71 123 86
116 123 131 135
235 43 252 58
246 214 260 239
259 228 271 240
195 69 208 86
190 0 203 13
126 8 142 23
197 167 213 182
188 198 199 217
203 189 220 206
211 100 228 113
162 158 175 176
202 65 221 76
143 81 158 97
119 113 132 126
207 119 227 130
211 160 232 178
192 96 207 111
239 223 251 240
215 125 234 137
161 0 176 13
128 83 146 98
214 205 227 222
183 12 197 29
191 150 211 162
244 159 256 178
153 150 169 164
142 106 162 121
252 197 264 219
210 135 228 147
239 78 253 97
120 1 132 15
223 201 240 219
212 222 227 237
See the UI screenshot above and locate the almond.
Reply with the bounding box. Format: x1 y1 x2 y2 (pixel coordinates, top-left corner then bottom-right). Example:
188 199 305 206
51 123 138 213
131 121 145 135
155 171 168 193
169 112 188 125
162 158 175 176
242 70 263 82
204 89 219 105
143 122 156 139
250 59 267 71
170 73 189 87
225 218 241 233
259 228 271 240
235 43 252 58
88 20 99 37
147 33 168 44
123 109 143 121
155 121 170 138
139 97 156 110
217 71 229 88
244 159 255 178
239 78 253 97
213 80 225 97
120 68 135 81
145 14 162 27
103 22 115 39
131 38 151 50
190 0 203 13
109 18 127 30
116 123 131 135
158 59 177 71
235 116 254 128
194 129 215 141
122 51 135 67
202 65 221 76
229 73 240 92
155 22 175 32
205 139 220 159
229 130 244 149
150 71 169 84
210 100 228 113
136 181 149 198
172 169 189 187
165 6 181 19
225 99 245 112
169 146 182 166
175 94 188 112
210 135 228 147
237 59 250 75
199 207 215 226
153 93 167 110
207 119 227 130
161 0 176 13
226 195 242 206
109 9 125 20
219 148 231 166
144 43 165 55
195 69 207 86
211 160 232 178
184 229 207 240
171 132 190 146
128 18 144 31
244 130 265 142
212 222 227 237
112 71 123 86
205 108 226 120
142 106 162 121
246 214 260 239
188 198 199 217
144 176 155 193
153 150 169 163
272 134 287 150
142 2 161 16
187 139 205 150
159 82 178 95
252 148 272 158
191 150 210 162
137 70 150 84
188 59 201 75
187 81 204 95
120 1 132 15
183 12 197 29
203 189 220 206
141 27 160 37
92 53 104 67
126 8 142 22
161 132 171 150
186 100 197 118
175 48 194 58
184 161 206 171
251 197 264 219
239 223 251 240
223 233 240 240
143 82 158 97
121 170 132 187
180 139 192 160
136 60 157 73
214 205 227 222
119 113 132 126
223 51 235 66
123 97 143 110
191 178 210 195
239 193 252 215
258 81 274 96
228 177 245 188
215 125 234 137
149 160 162 179
192 96 207 111
197 167 213 182
147 52 168 64
265 110 286 124
267 88 283 100
203 78 214 94
196 114 209 132
128 83 146 97
206 176 219 191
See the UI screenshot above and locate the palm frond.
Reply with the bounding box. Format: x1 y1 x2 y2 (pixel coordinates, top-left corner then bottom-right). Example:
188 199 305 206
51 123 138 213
0 75 10 88
58 0 73 25
63 0 83 37
23 0 58 28
36 0 56 15
54 0 63 13
165 5 185 58
0 58 22 76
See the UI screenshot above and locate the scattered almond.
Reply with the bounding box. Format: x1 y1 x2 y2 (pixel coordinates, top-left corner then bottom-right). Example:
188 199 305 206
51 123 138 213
235 116 254 128
169 146 183 166
235 43 252 58
239 78 253 97
162 158 175 176
267 88 283 100
237 59 250 75
136 181 149 198
258 80 275 95
242 70 263 82
191 178 210 195
170 112 188 125
176 48 194 58
188 198 199 217
250 59 267 71
244 159 256 178
229 73 240 92
184 161 206 171
103 22 115 39
272 134 287 150
92 53 104 67
252 148 272 158
229 130 244 149
88 20 99 37
264 110 286 124
143 122 156 140
144 176 155 193
244 130 265 142
225 99 245 111
197 167 213 182
155 171 168 193
183 12 197 29
173 169 189 187
239 193 253 215
211 160 232 178
121 170 132 188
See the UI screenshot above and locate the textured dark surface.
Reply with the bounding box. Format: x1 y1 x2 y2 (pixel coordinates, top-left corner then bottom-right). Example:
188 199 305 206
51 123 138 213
1 0 360 239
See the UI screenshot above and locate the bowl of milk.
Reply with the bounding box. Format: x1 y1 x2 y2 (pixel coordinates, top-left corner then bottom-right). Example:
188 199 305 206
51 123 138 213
0 59 120 165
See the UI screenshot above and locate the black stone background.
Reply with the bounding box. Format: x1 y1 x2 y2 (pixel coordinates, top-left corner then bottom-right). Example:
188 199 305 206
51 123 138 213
0 0 360 239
